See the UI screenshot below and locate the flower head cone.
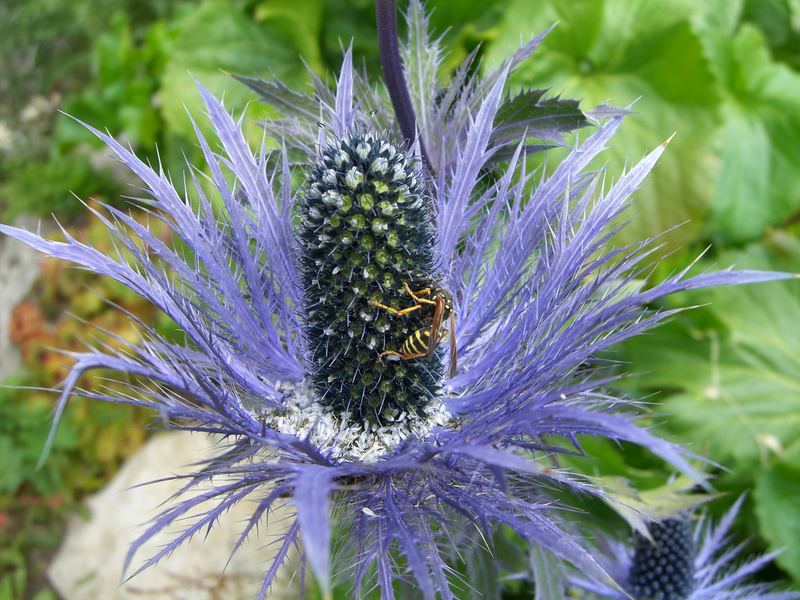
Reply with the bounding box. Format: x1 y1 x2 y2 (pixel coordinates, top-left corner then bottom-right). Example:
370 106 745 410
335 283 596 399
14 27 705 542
298 131 443 424
1 2 794 598
570 497 800 599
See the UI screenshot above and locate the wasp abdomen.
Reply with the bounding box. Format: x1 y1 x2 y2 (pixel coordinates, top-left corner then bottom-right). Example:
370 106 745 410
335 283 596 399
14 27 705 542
400 328 432 356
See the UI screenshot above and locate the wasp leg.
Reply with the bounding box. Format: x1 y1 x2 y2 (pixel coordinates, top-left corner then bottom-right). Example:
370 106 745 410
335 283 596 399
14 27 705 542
403 282 437 305
368 301 422 317
378 350 426 361
368 282 437 316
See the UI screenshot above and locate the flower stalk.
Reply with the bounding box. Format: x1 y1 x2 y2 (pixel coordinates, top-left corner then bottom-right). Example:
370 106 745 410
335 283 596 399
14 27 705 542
375 0 432 174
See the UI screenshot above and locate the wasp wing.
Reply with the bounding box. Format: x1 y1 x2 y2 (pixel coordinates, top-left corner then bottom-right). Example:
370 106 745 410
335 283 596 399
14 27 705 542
426 295 446 358
448 311 457 378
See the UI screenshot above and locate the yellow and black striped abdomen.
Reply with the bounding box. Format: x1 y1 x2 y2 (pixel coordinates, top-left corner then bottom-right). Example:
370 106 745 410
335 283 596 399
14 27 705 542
400 327 431 356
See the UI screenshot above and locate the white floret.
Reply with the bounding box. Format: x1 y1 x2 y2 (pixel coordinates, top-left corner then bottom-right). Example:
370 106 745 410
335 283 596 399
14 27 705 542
370 157 389 175
323 169 338 185
255 381 452 462
322 190 343 206
345 167 364 190
356 143 371 160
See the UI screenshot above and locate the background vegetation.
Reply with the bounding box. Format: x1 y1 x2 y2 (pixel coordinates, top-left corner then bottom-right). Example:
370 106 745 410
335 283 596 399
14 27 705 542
1 0 798 597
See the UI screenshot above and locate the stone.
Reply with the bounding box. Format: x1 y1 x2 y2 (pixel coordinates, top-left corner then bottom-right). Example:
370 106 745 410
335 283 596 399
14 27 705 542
48 431 300 599
0 216 41 382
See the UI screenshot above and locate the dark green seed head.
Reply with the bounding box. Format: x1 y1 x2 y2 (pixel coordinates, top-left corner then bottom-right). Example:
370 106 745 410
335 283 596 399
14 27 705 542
629 518 695 600
298 133 441 423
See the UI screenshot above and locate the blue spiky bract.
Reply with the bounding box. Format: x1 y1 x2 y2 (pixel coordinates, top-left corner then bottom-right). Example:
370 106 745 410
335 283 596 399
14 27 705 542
300 133 440 422
0 2 794 598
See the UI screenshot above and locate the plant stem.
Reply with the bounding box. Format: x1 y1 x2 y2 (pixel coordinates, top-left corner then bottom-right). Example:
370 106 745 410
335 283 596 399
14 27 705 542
375 0 433 175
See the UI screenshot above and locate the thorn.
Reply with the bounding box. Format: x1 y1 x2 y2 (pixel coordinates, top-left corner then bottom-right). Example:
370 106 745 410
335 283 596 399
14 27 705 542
661 132 677 148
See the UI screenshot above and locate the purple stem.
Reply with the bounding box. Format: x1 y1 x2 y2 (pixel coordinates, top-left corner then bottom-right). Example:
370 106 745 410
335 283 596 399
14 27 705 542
375 0 433 175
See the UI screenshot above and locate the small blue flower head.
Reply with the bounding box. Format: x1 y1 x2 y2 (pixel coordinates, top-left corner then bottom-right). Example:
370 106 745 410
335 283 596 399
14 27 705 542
0 1 793 598
629 518 695 599
570 497 800 600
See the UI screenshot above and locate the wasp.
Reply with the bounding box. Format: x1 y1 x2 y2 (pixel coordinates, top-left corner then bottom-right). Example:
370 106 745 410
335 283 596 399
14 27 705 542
368 280 457 377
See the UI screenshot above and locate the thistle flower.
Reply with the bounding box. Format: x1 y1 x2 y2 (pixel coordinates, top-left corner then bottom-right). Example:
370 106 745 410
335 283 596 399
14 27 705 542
570 497 800 599
1 2 793 598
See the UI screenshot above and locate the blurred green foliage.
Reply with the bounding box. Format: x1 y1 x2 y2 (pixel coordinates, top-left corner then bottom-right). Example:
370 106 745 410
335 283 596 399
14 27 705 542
487 0 800 247
2 0 800 597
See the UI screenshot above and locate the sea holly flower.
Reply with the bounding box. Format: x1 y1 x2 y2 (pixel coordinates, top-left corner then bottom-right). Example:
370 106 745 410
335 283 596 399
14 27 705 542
1 1 794 598
570 497 800 599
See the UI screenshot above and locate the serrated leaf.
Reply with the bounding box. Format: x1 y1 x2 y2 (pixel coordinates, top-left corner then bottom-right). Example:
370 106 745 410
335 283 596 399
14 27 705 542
703 24 800 241
491 89 588 147
689 0 743 34
486 0 721 250
619 244 800 466
596 475 712 540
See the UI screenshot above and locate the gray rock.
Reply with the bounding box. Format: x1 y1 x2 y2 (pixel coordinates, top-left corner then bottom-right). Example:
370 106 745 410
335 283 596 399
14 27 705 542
49 432 301 600
0 216 41 382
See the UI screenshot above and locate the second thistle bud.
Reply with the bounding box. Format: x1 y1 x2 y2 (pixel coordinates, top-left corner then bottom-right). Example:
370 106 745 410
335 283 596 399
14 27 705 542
298 133 441 424
629 518 695 600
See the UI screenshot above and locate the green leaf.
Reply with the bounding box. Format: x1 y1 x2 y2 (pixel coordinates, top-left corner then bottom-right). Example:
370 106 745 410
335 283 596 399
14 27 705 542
0 436 25 493
426 0 512 37
159 0 308 140
596 475 712 540
60 12 167 149
486 0 721 250
742 0 800 64
253 0 324 74
688 0 743 34
465 541 501 600
754 441 800 582
320 0 381 78
0 153 121 221
491 89 588 146
529 544 565 600
703 25 800 241
618 243 800 466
